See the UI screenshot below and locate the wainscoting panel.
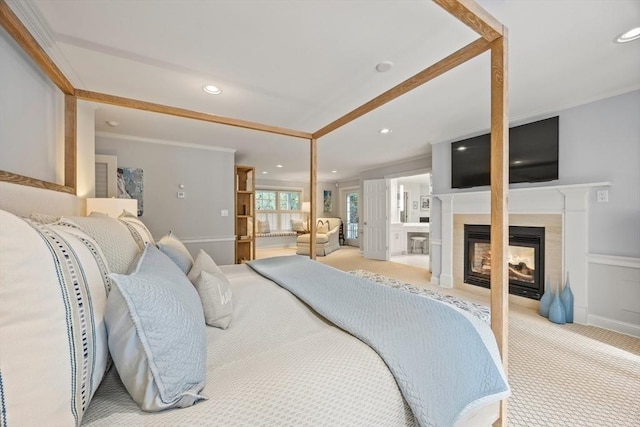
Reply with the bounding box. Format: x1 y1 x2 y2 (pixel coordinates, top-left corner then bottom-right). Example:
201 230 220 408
182 237 235 266
587 254 640 337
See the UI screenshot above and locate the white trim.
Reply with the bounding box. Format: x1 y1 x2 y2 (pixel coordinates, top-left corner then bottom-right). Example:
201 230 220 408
588 314 640 338
431 238 442 246
433 181 611 199
430 276 440 286
587 254 640 269
181 236 235 244
6 0 85 87
96 132 237 153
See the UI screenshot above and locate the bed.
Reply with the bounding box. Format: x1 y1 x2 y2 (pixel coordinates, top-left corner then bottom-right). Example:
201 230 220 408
0 209 507 427
1 0 512 425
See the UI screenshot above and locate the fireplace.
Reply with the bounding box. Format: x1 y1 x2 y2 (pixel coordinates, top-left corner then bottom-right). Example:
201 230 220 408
464 225 545 300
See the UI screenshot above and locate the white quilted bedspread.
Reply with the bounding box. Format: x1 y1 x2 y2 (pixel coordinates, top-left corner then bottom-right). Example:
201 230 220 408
82 265 416 426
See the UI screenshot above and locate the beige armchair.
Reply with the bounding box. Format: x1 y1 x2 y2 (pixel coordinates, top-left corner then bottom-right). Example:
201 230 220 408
296 217 342 256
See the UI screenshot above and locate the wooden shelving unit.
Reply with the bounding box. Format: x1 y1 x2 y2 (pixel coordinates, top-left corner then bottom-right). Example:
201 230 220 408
234 165 255 264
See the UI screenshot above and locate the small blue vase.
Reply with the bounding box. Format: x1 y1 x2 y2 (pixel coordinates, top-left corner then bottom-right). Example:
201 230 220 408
549 280 566 324
561 272 574 323
538 274 552 318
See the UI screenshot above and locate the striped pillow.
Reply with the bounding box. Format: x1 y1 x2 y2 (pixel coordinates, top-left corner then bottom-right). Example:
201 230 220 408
0 209 111 426
118 210 155 250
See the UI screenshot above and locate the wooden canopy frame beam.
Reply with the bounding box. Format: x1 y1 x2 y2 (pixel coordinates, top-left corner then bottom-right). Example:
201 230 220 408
1 1 509 422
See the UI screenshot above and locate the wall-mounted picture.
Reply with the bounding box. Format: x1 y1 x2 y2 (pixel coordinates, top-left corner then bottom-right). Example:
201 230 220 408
323 190 332 213
117 167 144 216
420 196 430 210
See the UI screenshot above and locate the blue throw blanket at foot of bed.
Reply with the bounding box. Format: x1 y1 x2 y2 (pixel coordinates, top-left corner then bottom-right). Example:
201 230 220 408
247 256 509 427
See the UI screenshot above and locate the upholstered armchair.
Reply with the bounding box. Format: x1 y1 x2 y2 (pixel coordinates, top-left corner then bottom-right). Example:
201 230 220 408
296 217 342 256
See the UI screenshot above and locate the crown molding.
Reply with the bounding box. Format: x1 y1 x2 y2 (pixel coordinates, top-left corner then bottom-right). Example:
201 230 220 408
5 0 85 88
96 131 237 153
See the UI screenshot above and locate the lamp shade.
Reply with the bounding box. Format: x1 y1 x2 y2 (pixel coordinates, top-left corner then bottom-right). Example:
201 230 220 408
301 202 311 212
86 198 138 218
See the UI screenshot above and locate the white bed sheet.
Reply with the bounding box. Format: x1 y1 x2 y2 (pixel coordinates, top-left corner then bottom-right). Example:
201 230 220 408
82 264 416 426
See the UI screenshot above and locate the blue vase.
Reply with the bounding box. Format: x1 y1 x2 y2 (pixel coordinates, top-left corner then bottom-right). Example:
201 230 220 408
561 272 574 323
548 280 566 324
538 274 552 318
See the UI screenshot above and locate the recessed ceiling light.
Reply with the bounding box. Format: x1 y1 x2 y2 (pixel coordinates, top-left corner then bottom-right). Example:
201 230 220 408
261 171 268 174
331 170 338 174
276 164 283 168
105 120 119 127
375 61 393 72
615 26 640 43
202 84 222 95
457 146 467 151
379 128 392 134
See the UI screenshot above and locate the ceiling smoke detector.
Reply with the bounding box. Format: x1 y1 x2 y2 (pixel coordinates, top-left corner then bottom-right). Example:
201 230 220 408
375 61 393 73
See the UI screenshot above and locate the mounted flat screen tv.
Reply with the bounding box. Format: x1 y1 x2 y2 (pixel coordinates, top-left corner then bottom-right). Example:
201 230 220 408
451 116 559 189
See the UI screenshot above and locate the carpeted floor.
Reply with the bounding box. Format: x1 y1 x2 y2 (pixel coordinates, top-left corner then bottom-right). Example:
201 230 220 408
257 246 640 426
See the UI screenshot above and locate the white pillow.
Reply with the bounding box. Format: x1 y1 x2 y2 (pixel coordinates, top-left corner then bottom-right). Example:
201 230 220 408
118 210 155 250
317 219 329 234
0 210 111 426
291 218 307 232
257 219 270 234
58 216 140 274
157 232 194 274
106 244 207 411
188 249 223 282
193 271 234 329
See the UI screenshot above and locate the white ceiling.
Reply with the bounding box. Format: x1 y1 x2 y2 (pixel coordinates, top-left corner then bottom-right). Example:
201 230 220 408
9 0 640 182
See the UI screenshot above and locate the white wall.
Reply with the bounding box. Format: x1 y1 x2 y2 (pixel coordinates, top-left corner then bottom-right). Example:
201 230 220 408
0 27 63 184
96 134 236 265
432 90 640 258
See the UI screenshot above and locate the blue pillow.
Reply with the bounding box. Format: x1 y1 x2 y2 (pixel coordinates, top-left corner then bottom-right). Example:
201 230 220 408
106 244 207 411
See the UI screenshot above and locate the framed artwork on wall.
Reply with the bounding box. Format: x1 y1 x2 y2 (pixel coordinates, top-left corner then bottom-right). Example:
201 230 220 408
323 190 332 213
117 167 144 216
420 196 430 211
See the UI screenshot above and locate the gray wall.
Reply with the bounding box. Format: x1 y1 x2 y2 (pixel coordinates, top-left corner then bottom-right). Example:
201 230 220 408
0 27 63 184
431 90 640 258
96 135 236 264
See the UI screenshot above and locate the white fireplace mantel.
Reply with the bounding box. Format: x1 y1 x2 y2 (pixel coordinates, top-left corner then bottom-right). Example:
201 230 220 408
433 182 611 325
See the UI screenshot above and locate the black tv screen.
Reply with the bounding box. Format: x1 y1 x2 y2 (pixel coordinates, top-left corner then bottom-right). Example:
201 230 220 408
451 116 559 188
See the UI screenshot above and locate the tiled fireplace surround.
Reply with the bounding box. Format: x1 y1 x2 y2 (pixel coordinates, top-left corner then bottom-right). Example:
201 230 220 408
434 183 609 323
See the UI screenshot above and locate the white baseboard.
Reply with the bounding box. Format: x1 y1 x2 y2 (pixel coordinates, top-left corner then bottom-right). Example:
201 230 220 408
431 276 440 286
588 314 640 338
440 274 453 289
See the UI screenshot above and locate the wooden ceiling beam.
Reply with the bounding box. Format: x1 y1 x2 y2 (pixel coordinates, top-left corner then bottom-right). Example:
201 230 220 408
0 0 75 95
312 37 490 139
433 0 504 42
75 89 313 140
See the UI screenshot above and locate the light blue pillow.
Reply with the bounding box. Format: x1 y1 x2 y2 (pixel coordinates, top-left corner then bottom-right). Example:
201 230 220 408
106 244 207 412
157 232 194 274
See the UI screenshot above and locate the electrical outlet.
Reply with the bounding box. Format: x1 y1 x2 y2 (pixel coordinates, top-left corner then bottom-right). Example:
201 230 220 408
596 190 608 203
177 191 186 199
221 209 228 217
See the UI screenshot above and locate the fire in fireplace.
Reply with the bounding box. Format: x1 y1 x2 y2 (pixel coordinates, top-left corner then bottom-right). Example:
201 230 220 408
464 225 545 300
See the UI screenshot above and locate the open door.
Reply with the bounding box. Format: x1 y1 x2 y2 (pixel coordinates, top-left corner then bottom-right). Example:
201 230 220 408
363 179 388 260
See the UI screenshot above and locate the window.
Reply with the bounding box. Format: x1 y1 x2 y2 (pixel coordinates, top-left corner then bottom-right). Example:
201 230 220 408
256 189 303 231
346 191 359 240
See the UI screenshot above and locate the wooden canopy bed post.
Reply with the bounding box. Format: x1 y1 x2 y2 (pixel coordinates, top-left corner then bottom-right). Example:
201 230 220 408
489 32 509 426
309 138 317 259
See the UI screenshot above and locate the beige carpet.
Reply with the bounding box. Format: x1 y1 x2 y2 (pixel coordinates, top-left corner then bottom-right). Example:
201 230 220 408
257 246 640 426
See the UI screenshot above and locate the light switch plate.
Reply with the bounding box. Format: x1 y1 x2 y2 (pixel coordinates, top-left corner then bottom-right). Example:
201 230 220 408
596 190 608 203
221 209 228 217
